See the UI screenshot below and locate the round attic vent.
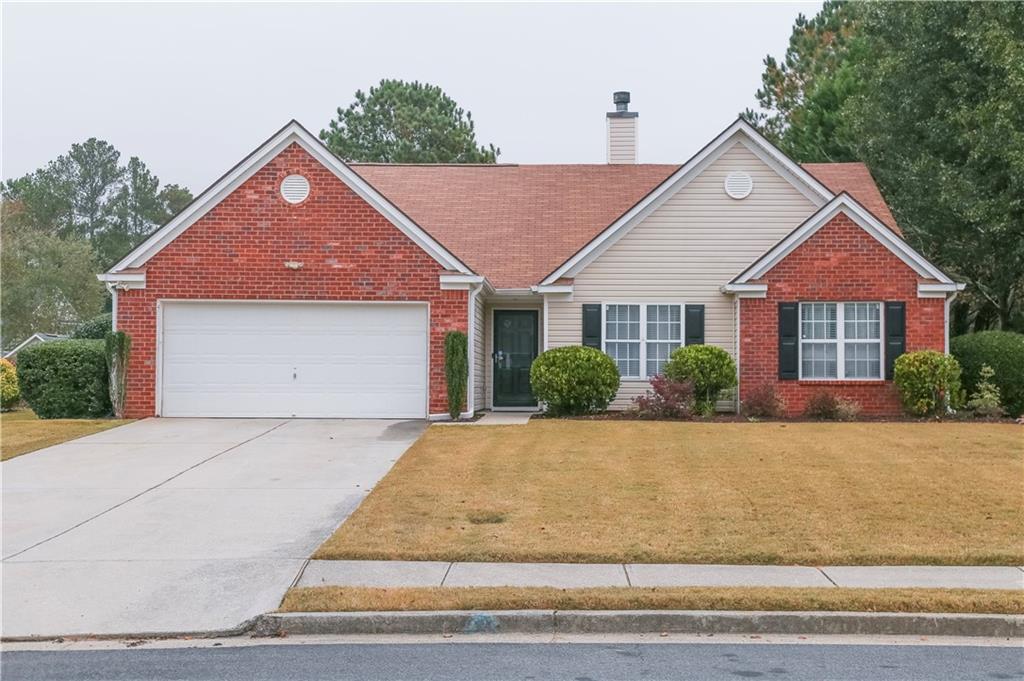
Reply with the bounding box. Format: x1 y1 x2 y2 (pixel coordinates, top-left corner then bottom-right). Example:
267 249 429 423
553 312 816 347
724 171 753 199
281 174 310 204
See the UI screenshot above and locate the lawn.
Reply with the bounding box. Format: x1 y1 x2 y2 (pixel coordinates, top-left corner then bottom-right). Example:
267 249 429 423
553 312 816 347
280 586 1024 615
1 409 131 461
315 421 1024 565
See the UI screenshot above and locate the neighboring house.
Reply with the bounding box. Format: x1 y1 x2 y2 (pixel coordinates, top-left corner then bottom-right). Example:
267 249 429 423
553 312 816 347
100 93 962 419
3 333 67 363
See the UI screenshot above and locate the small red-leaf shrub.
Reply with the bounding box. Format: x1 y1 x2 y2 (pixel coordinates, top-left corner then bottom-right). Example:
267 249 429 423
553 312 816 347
632 375 695 419
741 383 785 418
803 390 861 421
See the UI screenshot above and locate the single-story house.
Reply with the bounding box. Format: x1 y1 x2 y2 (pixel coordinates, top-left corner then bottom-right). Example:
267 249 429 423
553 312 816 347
100 93 962 419
3 333 67 363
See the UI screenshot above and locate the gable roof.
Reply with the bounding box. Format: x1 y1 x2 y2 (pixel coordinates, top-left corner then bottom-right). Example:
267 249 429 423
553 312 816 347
802 162 900 235
353 163 679 289
3 332 66 359
106 121 473 276
730 193 953 285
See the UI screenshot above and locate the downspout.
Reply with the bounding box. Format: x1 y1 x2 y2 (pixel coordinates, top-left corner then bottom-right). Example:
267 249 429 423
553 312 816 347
103 281 118 331
944 290 959 354
466 283 483 416
734 296 741 414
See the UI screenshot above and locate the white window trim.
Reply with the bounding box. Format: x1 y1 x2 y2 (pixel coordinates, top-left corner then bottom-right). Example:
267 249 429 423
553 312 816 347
601 302 686 380
798 302 885 381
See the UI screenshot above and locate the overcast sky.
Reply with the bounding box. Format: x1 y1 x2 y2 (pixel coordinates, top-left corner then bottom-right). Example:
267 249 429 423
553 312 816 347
3 2 816 192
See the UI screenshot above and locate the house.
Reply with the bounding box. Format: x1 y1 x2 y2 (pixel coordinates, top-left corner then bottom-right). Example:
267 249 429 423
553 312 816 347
3 333 67 363
99 93 962 419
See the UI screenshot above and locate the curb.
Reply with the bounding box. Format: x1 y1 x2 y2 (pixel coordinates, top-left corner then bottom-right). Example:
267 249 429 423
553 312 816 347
0 618 259 644
253 610 1024 639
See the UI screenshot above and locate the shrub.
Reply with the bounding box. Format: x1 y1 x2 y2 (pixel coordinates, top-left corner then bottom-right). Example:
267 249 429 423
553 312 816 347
951 331 1024 417
663 345 737 416
106 331 132 419
893 350 962 417
741 383 786 419
17 340 111 418
965 364 1004 418
530 346 620 416
0 358 20 411
803 390 860 421
71 313 113 339
633 375 695 419
443 330 468 420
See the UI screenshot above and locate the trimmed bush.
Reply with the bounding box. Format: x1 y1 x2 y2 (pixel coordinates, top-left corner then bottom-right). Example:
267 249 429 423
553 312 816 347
663 345 737 415
71 313 113 339
803 390 860 421
17 340 111 418
965 364 1004 418
0 358 20 411
444 330 468 420
951 331 1024 417
530 346 620 416
741 382 786 419
106 331 132 419
633 375 695 419
892 350 962 417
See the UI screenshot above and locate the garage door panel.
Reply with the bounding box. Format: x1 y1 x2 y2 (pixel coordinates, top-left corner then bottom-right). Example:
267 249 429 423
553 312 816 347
160 302 428 418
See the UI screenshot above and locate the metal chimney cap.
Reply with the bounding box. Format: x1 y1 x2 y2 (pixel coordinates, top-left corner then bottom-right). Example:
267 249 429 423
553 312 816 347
613 91 631 106
608 91 638 118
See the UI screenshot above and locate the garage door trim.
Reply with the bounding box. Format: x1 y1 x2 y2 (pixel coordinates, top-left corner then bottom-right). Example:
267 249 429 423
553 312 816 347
155 299 431 418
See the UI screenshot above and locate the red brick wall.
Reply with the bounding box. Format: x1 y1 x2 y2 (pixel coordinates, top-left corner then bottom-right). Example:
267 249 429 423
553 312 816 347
740 213 946 416
116 143 467 418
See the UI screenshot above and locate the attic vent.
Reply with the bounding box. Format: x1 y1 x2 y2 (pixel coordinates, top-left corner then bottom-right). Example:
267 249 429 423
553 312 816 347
724 172 753 199
281 174 310 204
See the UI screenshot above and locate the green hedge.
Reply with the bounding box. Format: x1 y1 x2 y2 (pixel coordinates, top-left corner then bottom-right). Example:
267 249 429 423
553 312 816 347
530 346 620 416
444 330 468 420
951 331 1024 417
17 339 111 418
892 350 962 417
71 313 113 339
663 345 737 415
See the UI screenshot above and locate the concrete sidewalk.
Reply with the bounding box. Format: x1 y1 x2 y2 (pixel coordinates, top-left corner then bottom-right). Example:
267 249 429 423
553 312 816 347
297 561 1024 590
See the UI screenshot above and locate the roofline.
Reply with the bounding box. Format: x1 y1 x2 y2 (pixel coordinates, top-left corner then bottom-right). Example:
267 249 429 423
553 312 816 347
539 117 835 285
107 120 474 275
3 332 66 358
730 192 954 285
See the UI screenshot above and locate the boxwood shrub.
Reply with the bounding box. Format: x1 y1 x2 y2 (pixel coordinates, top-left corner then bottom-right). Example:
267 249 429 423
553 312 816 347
664 344 737 415
17 339 111 418
892 350 962 417
530 346 620 416
951 331 1024 417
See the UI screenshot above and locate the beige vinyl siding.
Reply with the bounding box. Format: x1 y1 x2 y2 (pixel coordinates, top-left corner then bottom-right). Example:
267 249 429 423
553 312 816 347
607 117 637 164
547 140 818 409
472 292 485 412
483 300 543 409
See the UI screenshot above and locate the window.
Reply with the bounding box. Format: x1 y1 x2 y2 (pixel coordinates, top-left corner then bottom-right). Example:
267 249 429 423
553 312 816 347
799 302 882 380
604 303 683 378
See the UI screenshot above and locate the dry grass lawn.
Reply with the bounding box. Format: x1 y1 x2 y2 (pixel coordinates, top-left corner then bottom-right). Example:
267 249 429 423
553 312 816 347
315 421 1024 565
280 586 1024 615
1 410 131 461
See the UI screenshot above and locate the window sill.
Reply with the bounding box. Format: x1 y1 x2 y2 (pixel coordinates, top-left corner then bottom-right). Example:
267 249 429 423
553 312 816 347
796 380 888 386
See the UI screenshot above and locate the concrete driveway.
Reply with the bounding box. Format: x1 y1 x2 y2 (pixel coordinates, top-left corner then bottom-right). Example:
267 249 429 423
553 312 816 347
2 418 424 638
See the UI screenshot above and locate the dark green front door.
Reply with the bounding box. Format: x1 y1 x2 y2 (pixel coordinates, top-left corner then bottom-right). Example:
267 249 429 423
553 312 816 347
493 310 538 407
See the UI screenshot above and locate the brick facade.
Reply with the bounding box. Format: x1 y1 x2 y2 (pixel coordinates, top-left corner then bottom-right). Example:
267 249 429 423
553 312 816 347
116 143 467 418
739 213 945 416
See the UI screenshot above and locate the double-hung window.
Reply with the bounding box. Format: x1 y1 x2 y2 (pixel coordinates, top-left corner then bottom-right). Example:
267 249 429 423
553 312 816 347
799 302 882 380
604 304 683 379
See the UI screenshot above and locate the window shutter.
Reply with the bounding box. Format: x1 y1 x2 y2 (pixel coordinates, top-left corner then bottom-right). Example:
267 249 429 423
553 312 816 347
582 304 602 349
684 305 705 345
885 301 906 380
778 302 799 380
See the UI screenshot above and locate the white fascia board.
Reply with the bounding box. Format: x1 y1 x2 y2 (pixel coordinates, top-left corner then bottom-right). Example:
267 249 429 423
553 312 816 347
539 118 835 286
96 272 147 289
3 334 48 359
918 282 966 298
720 283 767 298
531 284 574 294
733 194 954 285
108 121 473 276
439 274 488 290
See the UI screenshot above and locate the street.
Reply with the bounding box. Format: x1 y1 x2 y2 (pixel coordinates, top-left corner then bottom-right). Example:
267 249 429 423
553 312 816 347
3 638 1022 680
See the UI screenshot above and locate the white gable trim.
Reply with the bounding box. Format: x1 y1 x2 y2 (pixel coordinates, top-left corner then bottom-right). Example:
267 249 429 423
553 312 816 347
3 333 65 359
731 193 954 285
539 118 835 285
107 121 473 275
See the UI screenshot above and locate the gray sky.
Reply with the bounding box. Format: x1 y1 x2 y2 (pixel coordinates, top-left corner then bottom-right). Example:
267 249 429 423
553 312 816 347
3 2 816 192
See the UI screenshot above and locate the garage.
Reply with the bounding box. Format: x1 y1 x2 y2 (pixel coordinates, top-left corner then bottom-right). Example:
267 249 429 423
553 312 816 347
159 301 429 418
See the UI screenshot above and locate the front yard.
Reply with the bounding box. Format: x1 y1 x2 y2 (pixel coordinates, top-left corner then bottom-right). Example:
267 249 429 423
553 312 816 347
0 410 131 461
315 421 1023 566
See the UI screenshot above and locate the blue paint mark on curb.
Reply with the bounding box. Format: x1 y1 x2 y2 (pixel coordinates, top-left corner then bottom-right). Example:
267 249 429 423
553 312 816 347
462 613 500 633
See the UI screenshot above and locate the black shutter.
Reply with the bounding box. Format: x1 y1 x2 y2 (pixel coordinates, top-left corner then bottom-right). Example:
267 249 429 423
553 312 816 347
582 304 602 349
885 301 906 380
684 305 705 345
778 302 799 380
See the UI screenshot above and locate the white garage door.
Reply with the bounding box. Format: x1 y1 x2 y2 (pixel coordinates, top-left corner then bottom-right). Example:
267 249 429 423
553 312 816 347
160 301 428 418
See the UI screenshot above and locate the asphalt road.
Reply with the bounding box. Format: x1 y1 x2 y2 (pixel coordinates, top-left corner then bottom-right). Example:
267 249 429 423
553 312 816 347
3 642 1022 680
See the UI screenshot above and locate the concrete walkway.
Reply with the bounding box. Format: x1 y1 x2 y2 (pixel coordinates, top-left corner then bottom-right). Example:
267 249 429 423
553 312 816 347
298 560 1024 590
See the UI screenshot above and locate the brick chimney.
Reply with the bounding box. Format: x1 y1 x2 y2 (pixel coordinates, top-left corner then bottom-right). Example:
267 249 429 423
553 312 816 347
607 91 638 164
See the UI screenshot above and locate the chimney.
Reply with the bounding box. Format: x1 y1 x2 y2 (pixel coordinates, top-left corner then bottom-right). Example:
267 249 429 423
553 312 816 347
606 91 638 164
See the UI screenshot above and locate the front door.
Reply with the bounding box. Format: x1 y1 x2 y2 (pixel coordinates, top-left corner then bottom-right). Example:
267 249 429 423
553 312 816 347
493 310 538 407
